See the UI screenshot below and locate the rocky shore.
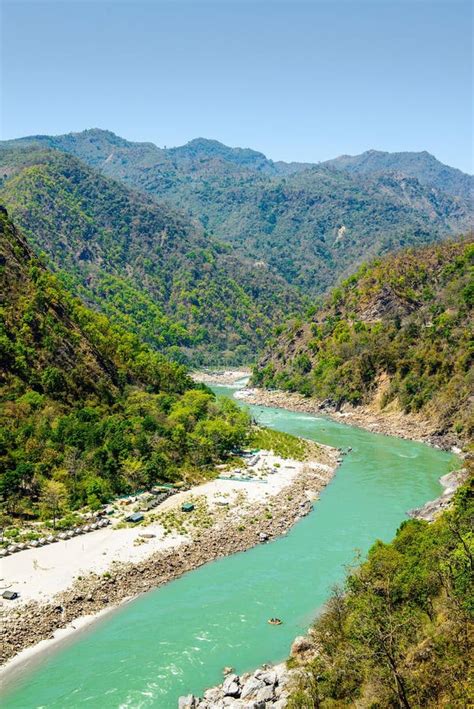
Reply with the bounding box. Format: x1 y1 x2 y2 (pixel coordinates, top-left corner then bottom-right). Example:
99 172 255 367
179 663 293 709
237 387 461 451
192 369 251 386
178 635 316 708
1 443 339 668
409 466 470 521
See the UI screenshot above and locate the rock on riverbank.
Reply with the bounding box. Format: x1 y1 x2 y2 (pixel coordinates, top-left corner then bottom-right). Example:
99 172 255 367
409 466 469 521
178 633 318 708
192 369 251 386
179 663 293 709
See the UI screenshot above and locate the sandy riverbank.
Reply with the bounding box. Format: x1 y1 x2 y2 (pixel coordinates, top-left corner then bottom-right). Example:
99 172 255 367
236 387 462 451
192 368 251 386
1 441 339 673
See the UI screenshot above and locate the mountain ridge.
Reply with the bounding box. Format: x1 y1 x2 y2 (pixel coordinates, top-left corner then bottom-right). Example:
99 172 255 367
5 128 472 183
323 148 473 201
5 129 470 295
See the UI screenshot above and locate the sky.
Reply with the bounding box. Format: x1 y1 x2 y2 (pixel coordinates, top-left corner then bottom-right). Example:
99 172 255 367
1 0 472 172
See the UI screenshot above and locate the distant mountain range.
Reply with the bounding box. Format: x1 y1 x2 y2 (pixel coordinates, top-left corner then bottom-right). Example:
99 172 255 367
1 129 472 362
323 149 473 201
5 129 471 293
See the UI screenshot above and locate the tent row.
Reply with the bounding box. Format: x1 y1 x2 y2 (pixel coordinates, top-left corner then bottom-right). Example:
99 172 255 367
1 518 112 557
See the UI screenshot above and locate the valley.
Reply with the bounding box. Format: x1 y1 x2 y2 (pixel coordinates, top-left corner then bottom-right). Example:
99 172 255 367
0 130 471 708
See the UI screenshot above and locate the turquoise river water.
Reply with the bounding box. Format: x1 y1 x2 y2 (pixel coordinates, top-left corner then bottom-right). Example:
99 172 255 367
2 384 457 708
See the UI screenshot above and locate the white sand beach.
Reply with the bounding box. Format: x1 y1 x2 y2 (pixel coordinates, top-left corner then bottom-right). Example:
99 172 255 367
0 450 322 608
1 441 339 674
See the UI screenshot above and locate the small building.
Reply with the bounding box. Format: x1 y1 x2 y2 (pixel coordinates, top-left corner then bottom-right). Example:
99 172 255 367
126 512 144 524
181 503 194 513
151 486 168 495
2 590 19 600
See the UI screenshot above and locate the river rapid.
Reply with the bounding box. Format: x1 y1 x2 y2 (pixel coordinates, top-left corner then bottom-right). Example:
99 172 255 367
1 384 457 708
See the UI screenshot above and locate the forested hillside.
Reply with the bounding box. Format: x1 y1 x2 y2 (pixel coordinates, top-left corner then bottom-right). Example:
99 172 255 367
5 129 471 293
287 473 473 708
0 209 251 518
0 146 302 365
253 239 473 440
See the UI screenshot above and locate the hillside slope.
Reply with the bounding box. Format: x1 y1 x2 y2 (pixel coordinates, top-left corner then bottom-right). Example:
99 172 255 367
0 146 302 365
4 130 471 294
253 239 473 441
0 208 251 517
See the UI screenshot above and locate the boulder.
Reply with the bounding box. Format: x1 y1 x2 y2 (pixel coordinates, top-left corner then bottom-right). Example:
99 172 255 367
222 674 240 697
274 664 290 683
178 695 196 709
203 688 221 703
291 635 312 656
255 669 277 686
240 676 265 699
255 685 275 703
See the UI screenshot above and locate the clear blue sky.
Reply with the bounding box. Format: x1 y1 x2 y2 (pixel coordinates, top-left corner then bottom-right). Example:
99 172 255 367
1 0 472 171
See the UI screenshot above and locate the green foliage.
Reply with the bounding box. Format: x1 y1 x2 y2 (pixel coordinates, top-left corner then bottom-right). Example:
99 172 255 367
250 426 308 460
0 146 303 365
0 211 251 518
254 240 474 439
287 474 473 707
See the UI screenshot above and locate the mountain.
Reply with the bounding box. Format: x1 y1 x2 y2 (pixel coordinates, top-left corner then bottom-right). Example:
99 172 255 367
0 145 303 365
323 149 474 202
6 129 310 178
0 207 251 517
253 239 473 440
6 129 471 294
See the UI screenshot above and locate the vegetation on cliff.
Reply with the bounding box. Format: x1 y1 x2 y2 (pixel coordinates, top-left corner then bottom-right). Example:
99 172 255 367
0 209 251 520
288 473 473 708
253 239 473 440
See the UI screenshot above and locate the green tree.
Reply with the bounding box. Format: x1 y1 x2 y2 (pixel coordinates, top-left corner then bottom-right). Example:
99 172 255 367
39 480 68 529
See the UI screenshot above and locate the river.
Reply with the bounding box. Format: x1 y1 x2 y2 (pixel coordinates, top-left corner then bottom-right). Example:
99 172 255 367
1 384 457 708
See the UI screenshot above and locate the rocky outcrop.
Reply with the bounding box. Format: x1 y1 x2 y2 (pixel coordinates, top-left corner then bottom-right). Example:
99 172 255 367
178 663 294 708
192 369 251 386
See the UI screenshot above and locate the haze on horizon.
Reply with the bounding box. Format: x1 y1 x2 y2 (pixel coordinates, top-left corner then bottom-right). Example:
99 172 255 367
1 0 472 173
